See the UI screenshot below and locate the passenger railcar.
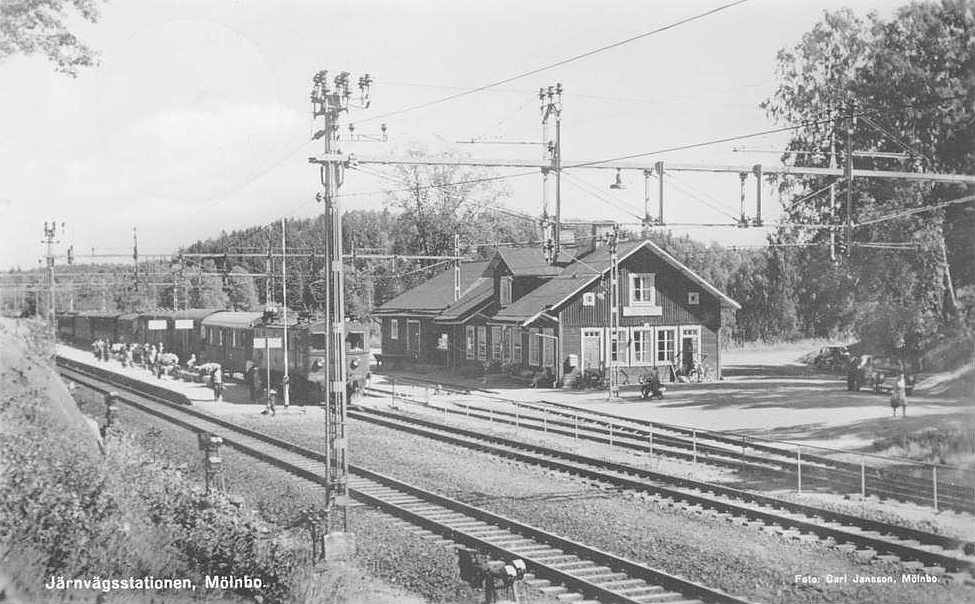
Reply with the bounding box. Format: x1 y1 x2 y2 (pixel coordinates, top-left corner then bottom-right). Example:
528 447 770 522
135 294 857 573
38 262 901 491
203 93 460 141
253 318 371 402
201 311 263 376
57 307 372 404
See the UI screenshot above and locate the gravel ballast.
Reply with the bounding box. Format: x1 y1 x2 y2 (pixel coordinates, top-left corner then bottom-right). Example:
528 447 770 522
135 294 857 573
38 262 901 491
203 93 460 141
232 412 974 604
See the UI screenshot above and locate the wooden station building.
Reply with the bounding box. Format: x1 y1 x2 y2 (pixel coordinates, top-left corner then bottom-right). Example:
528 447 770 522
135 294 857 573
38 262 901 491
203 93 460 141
374 237 740 383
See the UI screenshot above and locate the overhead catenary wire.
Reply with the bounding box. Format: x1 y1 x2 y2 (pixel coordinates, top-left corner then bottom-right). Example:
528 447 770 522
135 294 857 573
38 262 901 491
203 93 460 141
854 193 975 228
564 94 972 169
355 0 752 124
663 173 741 221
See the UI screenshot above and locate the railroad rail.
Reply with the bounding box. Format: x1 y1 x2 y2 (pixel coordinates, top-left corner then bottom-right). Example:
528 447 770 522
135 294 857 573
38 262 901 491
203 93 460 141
55 356 750 604
350 399 975 580
373 375 974 514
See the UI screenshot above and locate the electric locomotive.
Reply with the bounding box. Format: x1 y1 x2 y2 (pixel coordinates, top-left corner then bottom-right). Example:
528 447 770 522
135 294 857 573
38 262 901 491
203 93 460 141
253 317 371 402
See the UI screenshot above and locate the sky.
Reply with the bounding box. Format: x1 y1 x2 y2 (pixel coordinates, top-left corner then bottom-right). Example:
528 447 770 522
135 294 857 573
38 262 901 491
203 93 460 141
0 0 907 270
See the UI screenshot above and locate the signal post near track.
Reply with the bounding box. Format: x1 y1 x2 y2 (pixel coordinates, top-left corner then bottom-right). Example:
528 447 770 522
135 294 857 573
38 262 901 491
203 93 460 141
309 69 372 560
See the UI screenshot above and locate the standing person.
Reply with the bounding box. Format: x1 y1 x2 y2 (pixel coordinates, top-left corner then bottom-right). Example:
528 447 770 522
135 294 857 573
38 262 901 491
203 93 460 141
212 366 224 402
249 365 262 404
123 344 133 368
846 357 861 391
891 372 907 417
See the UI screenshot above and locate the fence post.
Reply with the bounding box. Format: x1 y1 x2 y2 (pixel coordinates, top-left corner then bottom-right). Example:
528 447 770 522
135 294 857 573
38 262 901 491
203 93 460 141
425 385 429 405
574 414 579 439
542 416 547 433
741 434 746 464
515 410 519 428
609 423 614 446
692 430 697 463
391 378 396 407
797 445 802 494
933 466 938 512
860 456 866 501
649 423 654 459
488 407 493 423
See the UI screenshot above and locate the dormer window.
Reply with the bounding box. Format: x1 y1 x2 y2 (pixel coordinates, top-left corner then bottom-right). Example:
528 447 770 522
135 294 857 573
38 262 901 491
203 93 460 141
500 276 512 306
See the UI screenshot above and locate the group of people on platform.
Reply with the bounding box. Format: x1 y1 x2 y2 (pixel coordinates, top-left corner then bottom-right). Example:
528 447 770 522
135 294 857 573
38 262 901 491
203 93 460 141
89 339 227 401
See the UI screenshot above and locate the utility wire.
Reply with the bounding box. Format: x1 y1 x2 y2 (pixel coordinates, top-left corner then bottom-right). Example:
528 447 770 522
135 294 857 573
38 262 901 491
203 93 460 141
356 0 752 124
565 94 971 169
561 172 646 220
664 173 741 221
855 193 975 228
782 180 842 214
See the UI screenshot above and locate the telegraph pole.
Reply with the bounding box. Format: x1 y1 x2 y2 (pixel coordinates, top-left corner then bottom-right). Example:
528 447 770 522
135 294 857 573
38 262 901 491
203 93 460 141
281 217 290 408
265 226 273 410
845 101 856 256
133 227 139 291
540 83 563 264
41 221 59 339
311 68 371 544
453 233 461 302
607 224 620 400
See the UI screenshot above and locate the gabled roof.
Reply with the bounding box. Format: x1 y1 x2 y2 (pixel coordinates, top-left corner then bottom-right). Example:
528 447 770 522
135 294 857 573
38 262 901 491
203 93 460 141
492 239 740 325
375 261 490 314
435 279 494 323
492 247 564 277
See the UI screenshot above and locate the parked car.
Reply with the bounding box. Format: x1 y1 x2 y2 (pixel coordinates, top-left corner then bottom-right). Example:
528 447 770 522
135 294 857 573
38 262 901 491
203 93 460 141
814 346 851 372
852 355 915 394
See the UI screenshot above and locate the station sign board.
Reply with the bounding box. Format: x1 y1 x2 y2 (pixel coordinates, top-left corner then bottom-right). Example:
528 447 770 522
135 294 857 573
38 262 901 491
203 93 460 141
252 337 282 349
147 320 168 330
174 319 194 330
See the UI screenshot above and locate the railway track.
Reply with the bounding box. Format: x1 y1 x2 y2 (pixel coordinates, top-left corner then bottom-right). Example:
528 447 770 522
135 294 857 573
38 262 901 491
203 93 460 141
374 375 975 513
55 356 750 604
350 399 975 580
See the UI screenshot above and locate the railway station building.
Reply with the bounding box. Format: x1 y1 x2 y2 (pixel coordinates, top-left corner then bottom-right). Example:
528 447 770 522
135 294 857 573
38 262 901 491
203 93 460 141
374 238 740 383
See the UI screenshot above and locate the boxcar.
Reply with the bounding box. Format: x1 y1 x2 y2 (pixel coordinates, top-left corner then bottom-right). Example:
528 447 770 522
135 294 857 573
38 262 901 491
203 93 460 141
57 311 78 343
138 309 220 362
89 312 124 344
201 311 263 376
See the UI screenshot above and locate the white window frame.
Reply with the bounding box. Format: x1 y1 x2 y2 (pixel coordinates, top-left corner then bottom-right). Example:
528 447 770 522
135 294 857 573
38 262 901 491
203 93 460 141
231 330 238 348
491 326 503 360
655 326 677 363
624 272 662 317
500 276 512 306
688 291 700 305
629 327 653 365
217 329 224 346
466 325 475 360
629 273 656 306
606 327 629 365
680 325 702 365
477 326 487 360
512 329 522 363
390 318 399 340
528 328 539 366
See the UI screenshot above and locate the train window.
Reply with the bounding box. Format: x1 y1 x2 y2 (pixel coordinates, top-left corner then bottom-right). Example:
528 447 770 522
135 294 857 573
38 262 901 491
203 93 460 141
311 333 327 350
346 332 365 351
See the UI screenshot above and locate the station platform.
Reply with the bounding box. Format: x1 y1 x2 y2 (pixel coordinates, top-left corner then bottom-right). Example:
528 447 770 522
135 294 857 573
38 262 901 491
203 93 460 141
56 344 311 417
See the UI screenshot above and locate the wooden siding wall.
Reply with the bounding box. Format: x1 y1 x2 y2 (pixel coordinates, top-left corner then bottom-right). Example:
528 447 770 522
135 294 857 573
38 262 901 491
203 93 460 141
560 247 721 331
558 247 723 374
